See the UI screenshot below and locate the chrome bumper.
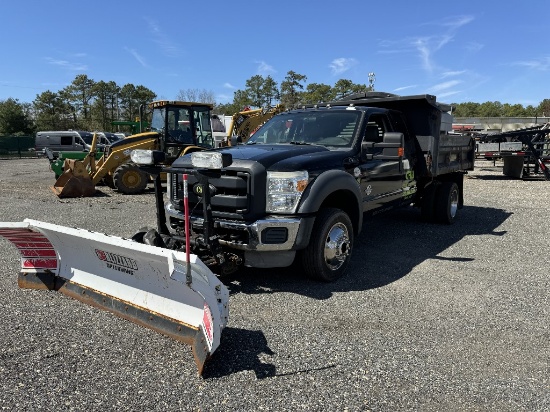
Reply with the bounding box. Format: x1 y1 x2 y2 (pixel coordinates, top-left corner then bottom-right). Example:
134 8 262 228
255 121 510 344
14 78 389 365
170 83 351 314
165 203 301 251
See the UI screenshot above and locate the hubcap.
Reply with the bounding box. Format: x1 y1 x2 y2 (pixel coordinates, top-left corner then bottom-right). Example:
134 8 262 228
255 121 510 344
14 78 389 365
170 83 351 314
450 189 459 218
123 171 140 188
324 223 351 270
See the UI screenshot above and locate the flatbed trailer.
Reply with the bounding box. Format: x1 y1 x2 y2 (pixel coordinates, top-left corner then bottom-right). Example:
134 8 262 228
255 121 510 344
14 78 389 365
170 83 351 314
480 124 550 180
476 141 522 160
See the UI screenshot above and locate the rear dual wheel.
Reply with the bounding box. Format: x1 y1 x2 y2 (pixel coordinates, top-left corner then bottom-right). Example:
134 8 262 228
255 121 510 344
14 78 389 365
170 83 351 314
435 182 459 224
421 183 438 222
422 181 459 224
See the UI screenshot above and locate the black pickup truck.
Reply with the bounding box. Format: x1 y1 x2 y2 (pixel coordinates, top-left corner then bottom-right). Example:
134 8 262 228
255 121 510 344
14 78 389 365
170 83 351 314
136 92 474 281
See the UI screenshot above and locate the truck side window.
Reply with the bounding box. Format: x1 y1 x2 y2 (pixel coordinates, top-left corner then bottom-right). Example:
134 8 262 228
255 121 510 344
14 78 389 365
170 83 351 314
364 115 388 143
363 115 390 156
365 122 382 143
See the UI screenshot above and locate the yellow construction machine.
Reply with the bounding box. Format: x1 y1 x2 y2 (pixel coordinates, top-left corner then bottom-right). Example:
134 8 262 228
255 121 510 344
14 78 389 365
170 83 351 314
224 104 285 145
52 101 216 198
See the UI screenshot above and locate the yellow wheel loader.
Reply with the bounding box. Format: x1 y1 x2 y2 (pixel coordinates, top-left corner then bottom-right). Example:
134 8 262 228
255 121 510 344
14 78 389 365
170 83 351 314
52 101 216 198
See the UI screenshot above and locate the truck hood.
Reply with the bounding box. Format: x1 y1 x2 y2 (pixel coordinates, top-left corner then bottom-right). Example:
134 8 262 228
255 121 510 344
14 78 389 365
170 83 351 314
174 144 352 172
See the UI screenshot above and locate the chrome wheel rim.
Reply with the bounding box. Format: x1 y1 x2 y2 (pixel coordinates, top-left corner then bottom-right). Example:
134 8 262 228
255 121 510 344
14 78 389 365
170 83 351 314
450 189 459 218
324 223 351 270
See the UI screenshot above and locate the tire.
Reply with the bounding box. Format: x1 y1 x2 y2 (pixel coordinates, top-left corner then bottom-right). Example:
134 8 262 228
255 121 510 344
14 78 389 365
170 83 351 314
434 182 459 224
301 208 354 282
420 183 438 222
103 174 116 189
113 163 148 194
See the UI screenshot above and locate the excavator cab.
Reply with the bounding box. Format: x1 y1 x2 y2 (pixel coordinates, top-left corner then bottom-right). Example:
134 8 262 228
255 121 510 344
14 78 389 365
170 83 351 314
52 101 215 198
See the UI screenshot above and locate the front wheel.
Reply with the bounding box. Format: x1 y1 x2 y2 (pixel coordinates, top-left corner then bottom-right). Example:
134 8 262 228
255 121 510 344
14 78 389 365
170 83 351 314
301 208 354 282
113 163 148 194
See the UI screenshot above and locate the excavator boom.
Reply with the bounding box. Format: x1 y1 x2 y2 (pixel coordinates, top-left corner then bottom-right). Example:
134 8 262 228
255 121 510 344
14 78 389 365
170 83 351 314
226 105 285 145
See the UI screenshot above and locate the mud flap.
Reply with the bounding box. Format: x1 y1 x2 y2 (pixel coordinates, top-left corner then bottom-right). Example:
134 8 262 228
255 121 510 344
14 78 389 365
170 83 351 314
0 219 229 375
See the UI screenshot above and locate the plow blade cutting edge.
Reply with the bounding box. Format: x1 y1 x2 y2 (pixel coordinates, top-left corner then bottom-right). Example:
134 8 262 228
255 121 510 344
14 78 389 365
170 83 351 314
0 219 229 375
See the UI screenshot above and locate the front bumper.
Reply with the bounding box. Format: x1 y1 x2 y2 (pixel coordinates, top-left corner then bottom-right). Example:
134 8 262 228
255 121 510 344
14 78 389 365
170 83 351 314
165 202 302 252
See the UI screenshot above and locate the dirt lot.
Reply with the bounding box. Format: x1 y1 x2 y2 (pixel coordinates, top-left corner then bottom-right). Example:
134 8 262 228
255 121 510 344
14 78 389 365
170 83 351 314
0 157 548 411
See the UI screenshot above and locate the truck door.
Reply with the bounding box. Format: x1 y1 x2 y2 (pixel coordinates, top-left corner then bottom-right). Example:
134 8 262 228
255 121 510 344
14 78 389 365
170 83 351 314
358 113 404 212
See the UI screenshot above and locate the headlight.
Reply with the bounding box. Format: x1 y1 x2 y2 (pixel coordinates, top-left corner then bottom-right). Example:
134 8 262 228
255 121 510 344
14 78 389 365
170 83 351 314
131 149 154 165
266 171 309 213
131 149 165 165
191 151 232 169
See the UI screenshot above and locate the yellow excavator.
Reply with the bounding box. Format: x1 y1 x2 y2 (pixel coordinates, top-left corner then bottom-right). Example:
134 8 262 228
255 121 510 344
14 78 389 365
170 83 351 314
52 101 216 198
224 104 285 145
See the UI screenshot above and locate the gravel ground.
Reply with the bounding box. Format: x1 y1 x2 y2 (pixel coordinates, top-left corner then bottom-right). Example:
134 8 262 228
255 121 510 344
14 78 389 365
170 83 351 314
0 157 548 411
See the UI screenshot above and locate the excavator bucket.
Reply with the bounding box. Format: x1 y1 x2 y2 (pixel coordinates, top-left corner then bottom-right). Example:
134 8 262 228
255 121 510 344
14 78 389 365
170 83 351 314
0 219 229 375
51 158 96 198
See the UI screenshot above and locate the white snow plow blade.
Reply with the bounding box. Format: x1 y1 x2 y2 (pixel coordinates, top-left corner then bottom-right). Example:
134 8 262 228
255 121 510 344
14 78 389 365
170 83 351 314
0 219 229 375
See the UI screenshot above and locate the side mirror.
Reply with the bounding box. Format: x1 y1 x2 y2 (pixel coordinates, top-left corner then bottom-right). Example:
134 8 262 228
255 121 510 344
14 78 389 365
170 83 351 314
381 132 405 157
361 141 374 160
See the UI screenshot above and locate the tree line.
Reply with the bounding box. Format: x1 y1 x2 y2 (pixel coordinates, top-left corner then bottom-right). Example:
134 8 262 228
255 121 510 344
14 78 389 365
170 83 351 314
0 74 156 136
451 100 550 118
1 71 550 136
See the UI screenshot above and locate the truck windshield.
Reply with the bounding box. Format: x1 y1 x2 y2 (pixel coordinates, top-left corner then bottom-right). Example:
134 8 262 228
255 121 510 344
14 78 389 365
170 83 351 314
247 111 359 147
79 132 93 145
